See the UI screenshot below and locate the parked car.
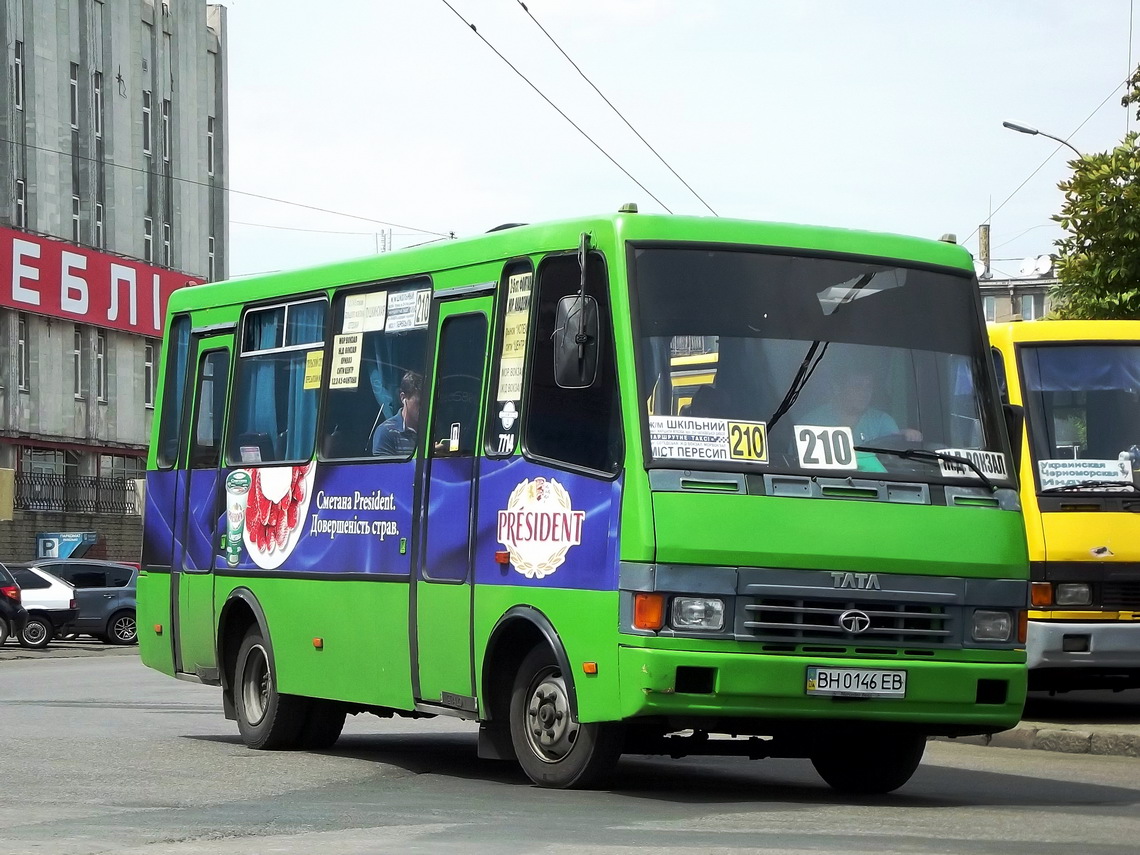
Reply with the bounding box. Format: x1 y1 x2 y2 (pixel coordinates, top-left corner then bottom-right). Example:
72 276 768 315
0 564 29 647
3 564 79 649
21 559 139 645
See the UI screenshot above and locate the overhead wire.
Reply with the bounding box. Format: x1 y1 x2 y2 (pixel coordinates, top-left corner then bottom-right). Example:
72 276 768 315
512 0 717 216
436 0 674 213
0 135 451 237
964 75 1131 248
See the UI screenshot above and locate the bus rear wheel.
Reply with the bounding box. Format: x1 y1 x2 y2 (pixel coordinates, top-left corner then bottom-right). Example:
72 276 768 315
810 730 927 794
508 646 622 789
233 627 307 750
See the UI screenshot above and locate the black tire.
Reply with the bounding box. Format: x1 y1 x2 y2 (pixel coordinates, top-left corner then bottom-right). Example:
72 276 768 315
105 610 137 645
0 617 9 647
508 646 623 788
18 614 53 649
297 699 347 750
233 626 307 750
810 730 927 794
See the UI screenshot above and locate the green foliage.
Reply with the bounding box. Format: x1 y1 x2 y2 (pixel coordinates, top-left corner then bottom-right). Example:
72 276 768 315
1049 69 1140 319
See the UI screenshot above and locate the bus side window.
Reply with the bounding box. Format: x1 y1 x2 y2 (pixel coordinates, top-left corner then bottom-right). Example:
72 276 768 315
228 299 326 466
156 315 191 468
319 281 430 461
523 253 621 474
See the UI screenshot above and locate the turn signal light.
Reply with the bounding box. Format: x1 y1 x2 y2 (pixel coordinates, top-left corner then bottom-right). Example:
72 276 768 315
1018 610 1028 644
633 593 666 630
1030 582 1052 607
153 624 163 635
582 662 598 675
313 637 324 649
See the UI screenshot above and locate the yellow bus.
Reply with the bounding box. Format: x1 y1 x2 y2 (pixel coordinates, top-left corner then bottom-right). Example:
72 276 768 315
990 320 1140 690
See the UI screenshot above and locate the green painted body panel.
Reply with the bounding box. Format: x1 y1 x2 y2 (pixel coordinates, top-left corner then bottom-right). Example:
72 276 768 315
617 646 1026 727
219 577 414 707
416 582 474 702
137 571 175 674
473 586 622 722
178 572 218 672
653 492 1028 577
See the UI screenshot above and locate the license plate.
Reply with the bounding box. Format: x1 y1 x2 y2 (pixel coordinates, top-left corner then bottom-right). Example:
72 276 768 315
806 666 906 698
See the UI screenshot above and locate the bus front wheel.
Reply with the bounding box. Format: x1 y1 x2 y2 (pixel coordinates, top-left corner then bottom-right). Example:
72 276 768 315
233 627 307 750
810 730 927 794
508 646 623 788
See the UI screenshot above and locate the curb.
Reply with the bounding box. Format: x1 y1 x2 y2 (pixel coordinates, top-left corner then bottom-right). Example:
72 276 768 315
938 725 1140 758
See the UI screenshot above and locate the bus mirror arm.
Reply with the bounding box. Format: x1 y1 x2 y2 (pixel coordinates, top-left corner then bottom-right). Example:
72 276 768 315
1003 403 1024 473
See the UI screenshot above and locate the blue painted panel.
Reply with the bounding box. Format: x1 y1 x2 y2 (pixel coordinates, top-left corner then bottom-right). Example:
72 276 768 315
423 456 476 582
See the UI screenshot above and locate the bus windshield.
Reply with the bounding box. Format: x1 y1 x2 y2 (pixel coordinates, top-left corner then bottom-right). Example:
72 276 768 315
1019 343 1140 492
633 246 1009 484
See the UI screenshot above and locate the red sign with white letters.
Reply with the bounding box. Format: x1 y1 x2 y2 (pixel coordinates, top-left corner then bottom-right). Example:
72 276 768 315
0 226 202 336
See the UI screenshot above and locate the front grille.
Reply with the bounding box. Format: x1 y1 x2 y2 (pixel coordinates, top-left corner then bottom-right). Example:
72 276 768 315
1102 581 1140 610
742 597 952 645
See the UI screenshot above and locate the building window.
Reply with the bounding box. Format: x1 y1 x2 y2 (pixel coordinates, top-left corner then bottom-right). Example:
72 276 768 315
983 296 996 323
1022 293 1047 321
94 202 104 248
207 116 215 175
142 90 152 154
96 330 108 400
15 179 26 229
162 221 172 266
144 217 153 262
73 326 84 398
93 71 103 138
72 195 81 243
161 98 171 162
18 313 30 391
100 454 144 480
14 41 24 111
70 63 79 129
144 341 156 408
208 235 215 281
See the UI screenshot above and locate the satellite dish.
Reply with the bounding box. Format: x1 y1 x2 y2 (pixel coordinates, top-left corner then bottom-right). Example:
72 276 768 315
1019 257 1036 276
1034 254 1053 276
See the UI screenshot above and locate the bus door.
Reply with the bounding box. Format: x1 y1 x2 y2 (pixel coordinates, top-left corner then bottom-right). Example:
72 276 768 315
413 297 491 709
172 333 232 679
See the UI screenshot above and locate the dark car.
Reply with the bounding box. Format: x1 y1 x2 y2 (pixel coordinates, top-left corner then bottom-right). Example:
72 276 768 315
0 564 29 646
20 559 138 645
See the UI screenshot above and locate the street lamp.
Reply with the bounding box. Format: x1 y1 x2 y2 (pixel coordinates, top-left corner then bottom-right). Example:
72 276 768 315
1002 121 1083 157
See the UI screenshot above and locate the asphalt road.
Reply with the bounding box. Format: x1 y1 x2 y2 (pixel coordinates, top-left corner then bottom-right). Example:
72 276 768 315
1 653 1139 854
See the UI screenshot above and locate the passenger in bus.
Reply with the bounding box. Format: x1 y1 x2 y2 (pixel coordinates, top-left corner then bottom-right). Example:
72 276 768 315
808 366 921 444
371 371 424 456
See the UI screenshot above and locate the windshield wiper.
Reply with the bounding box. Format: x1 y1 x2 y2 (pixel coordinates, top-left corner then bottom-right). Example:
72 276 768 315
854 445 997 493
1041 479 1139 493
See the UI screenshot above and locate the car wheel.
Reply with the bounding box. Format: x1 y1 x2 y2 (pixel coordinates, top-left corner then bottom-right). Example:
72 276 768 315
233 626 307 750
18 614 53 649
508 646 624 789
0 617 8 646
106 610 137 645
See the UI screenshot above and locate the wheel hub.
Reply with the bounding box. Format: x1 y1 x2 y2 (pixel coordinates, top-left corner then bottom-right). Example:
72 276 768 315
525 669 578 763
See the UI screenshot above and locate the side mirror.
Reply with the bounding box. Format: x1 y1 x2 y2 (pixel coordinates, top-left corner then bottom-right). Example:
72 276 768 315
1003 403 1024 475
553 294 599 388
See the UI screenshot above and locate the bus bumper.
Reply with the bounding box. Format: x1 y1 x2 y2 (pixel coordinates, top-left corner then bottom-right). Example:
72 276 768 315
616 646 1026 733
1027 619 1140 672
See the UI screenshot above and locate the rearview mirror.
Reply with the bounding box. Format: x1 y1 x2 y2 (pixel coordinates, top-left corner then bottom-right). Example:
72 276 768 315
553 294 599 388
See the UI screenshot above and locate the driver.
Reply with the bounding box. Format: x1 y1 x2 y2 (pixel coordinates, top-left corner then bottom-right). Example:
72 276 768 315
808 367 921 444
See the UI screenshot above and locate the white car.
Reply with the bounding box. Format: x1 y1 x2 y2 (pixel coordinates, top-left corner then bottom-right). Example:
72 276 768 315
3 564 79 649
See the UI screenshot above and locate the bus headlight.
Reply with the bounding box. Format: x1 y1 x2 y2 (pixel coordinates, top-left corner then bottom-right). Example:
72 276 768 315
671 597 725 631
971 609 1013 642
1054 583 1091 606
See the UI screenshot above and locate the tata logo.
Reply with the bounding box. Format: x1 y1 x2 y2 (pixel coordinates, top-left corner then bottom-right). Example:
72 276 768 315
838 609 872 633
830 571 881 590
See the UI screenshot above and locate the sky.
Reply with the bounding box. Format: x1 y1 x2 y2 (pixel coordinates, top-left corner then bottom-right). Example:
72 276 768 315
217 0 1140 281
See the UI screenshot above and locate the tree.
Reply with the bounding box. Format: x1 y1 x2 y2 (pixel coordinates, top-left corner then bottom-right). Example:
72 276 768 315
1050 67 1140 319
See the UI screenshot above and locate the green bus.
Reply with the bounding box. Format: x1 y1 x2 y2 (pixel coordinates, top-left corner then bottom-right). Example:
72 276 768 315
140 207 1029 794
